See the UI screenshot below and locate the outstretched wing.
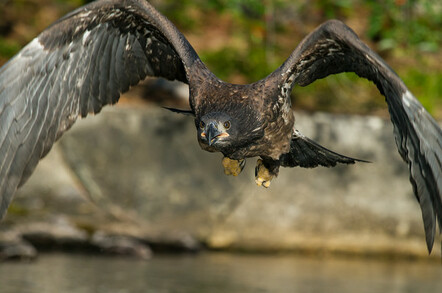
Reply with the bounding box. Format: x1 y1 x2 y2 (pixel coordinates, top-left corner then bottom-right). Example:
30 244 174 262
276 20 442 252
0 0 200 219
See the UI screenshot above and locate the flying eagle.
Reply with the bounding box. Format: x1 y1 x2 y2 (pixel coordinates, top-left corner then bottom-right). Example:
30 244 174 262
0 0 441 253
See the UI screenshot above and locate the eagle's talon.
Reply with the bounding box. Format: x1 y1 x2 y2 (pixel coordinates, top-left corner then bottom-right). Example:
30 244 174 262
255 176 271 188
255 159 274 188
222 157 245 176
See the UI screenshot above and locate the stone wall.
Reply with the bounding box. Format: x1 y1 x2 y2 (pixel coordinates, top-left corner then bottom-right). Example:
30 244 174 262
1 105 440 259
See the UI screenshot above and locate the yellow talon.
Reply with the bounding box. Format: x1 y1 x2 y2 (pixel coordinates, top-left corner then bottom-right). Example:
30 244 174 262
255 159 274 188
222 157 245 176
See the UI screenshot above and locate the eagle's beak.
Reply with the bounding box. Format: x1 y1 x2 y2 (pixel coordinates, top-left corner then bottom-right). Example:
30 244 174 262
207 122 222 146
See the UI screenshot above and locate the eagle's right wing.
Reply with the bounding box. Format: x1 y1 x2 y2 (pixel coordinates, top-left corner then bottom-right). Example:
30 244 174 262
0 0 200 219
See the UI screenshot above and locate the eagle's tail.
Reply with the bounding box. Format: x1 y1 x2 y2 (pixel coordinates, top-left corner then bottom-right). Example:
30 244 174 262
279 130 368 168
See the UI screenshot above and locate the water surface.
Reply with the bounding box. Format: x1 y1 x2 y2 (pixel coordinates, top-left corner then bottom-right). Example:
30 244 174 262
0 253 441 293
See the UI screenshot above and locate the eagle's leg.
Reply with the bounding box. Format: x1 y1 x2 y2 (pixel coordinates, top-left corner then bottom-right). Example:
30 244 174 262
255 158 279 188
222 157 246 176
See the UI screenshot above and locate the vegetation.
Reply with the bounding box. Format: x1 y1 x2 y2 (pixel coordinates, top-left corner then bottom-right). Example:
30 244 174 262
0 0 440 117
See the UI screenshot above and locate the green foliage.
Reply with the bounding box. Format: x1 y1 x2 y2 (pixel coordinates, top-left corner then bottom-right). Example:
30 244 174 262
315 0 353 18
0 37 20 59
55 0 87 5
366 0 441 52
293 73 386 115
201 45 280 83
400 69 442 114
0 0 440 116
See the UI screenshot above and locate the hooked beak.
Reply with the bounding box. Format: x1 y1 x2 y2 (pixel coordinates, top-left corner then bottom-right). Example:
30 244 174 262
206 123 222 146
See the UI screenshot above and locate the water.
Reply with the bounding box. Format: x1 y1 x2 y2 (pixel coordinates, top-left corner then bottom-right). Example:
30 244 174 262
0 253 441 293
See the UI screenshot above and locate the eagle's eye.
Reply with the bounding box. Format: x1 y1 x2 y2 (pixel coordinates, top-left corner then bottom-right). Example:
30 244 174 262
223 121 231 130
200 121 205 129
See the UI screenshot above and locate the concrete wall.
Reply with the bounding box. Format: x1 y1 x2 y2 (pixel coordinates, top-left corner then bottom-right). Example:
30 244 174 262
2 105 440 259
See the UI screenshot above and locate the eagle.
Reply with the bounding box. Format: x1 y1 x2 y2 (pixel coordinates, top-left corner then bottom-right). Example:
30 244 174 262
0 0 441 253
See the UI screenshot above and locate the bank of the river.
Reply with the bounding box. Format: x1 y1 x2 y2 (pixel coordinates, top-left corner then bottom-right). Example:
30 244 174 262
1 105 440 261
1 253 442 293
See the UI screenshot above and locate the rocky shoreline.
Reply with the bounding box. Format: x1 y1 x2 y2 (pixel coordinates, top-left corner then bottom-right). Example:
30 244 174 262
0 222 201 261
1 106 440 261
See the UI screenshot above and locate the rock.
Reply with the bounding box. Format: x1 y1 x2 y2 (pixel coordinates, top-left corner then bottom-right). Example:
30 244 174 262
19 218 90 252
1 105 440 258
0 241 37 261
91 231 152 259
57 106 239 236
0 232 37 261
144 232 202 253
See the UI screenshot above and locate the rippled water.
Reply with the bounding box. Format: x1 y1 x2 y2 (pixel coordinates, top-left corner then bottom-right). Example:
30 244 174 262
0 253 441 293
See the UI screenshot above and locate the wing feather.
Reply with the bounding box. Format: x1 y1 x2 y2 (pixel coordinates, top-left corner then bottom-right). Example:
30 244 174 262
0 0 200 218
276 20 442 252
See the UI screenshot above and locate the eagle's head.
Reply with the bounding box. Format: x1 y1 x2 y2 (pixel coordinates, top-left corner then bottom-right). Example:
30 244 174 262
197 112 237 150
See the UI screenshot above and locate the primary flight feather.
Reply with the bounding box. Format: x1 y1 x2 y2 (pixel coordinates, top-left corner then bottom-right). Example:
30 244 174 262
0 0 440 253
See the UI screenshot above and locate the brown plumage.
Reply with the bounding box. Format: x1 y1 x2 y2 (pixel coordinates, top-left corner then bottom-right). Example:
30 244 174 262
0 0 441 253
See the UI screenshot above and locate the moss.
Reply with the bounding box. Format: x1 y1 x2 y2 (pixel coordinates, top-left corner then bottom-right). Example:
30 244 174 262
6 203 31 217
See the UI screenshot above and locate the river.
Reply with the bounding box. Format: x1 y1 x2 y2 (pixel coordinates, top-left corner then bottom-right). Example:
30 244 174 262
0 253 441 293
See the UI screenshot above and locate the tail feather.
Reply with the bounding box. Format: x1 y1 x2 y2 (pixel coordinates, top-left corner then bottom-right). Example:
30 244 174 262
280 130 368 168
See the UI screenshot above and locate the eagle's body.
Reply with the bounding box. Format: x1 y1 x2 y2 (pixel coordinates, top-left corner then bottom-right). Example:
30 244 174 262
0 0 441 253
190 64 293 161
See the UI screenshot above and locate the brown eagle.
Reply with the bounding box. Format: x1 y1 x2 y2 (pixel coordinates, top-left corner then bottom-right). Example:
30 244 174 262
0 0 441 253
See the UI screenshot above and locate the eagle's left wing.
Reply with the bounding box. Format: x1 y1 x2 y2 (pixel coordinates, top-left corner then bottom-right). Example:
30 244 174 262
275 20 441 253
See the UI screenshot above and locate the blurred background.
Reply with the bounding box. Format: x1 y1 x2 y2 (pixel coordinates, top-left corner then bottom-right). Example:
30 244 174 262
0 0 441 116
0 1 441 293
